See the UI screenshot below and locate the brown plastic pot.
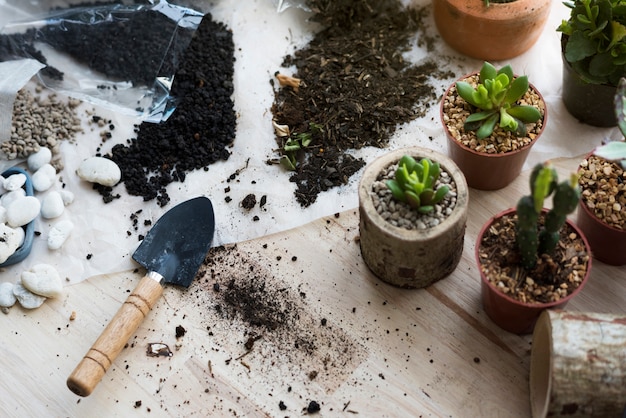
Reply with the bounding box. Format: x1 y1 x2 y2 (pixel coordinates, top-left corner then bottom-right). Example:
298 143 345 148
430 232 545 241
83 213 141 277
358 147 469 288
432 0 551 61
561 35 618 127
476 208 592 335
576 200 626 266
441 72 547 190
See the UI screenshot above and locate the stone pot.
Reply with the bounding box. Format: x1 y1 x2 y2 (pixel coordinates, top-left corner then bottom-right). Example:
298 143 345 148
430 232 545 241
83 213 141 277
358 147 469 288
441 71 547 190
432 0 551 61
476 208 592 335
561 36 618 128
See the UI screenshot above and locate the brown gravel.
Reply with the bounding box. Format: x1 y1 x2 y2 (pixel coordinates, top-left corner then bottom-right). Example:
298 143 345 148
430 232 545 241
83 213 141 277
441 74 545 154
578 155 626 230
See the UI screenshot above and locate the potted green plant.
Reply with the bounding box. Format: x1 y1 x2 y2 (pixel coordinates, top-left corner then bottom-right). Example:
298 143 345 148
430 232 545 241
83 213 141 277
557 0 626 126
441 61 547 190
576 77 626 265
432 0 551 60
358 147 469 288
476 162 592 334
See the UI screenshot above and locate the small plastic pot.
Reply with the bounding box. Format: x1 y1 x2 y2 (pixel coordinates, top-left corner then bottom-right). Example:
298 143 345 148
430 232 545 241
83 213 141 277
476 208 592 335
576 200 626 266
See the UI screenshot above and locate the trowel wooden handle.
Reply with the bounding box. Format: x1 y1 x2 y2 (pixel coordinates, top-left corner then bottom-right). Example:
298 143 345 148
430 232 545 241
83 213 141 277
67 274 163 397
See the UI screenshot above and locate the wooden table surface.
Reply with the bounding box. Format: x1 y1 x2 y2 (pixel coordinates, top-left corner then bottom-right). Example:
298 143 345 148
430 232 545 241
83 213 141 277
2 156 625 417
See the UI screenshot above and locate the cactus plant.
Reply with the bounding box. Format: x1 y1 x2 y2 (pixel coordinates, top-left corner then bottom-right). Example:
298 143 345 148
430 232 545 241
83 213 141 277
455 62 542 140
515 162 581 269
593 76 626 168
386 155 450 214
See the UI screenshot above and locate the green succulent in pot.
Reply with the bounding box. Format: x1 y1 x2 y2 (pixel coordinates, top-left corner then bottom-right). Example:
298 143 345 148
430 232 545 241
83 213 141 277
386 155 450 214
557 0 626 86
455 61 542 140
516 163 581 269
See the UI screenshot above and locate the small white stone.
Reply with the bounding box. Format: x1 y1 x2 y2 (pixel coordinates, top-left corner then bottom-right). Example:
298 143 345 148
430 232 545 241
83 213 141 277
48 220 74 250
27 147 52 171
0 206 6 224
13 282 47 309
6 196 40 228
3 173 27 191
59 189 75 206
0 282 16 308
21 264 63 298
0 188 25 208
76 157 121 187
41 191 65 219
32 164 56 192
0 223 24 263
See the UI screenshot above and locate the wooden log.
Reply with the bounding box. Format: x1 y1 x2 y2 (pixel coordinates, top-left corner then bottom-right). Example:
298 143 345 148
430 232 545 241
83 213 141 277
530 310 626 417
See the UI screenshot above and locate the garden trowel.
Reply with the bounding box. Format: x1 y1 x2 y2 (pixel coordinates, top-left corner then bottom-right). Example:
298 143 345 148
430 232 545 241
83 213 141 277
67 196 215 397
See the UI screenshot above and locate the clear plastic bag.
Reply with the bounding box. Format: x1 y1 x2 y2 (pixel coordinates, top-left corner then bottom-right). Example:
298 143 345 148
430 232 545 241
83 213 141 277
1 1 203 121
271 0 310 13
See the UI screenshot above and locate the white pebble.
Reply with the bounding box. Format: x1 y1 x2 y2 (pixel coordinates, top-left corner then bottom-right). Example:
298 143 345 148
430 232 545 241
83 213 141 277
41 191 65 219
32 164 56 192
1 188 25 208
48 220 74 250
0 223 24 263
59 189 75 206
0 282 16 308
76 157 121 187
21 264 63 298
3 173 26 191
6 196 40 228
0 206 6 224
13 282 47 309
27 147 52 171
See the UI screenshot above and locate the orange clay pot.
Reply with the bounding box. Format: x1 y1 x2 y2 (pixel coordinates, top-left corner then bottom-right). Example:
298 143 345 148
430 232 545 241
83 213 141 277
433 0 551 61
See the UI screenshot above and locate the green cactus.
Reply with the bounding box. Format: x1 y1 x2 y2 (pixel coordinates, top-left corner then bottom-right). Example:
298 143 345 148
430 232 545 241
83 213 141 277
386 155 450 214
515 163 581 269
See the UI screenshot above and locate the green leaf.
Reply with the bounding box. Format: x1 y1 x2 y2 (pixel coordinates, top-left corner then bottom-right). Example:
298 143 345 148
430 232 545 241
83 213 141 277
476 112 499 139
280 154 296 171
505 75 529 104
565 30 599 62
405 191 421 209
455 81 480 107
479 62 497 83
593 141 626 161
609 21 626 49
465 110 497 123
499 108 518 131
418 205 434 214
497 64 514 81
589 51 618 76
507 105 542 123
433 185 450 203
420 189 435 205
386 180 406 202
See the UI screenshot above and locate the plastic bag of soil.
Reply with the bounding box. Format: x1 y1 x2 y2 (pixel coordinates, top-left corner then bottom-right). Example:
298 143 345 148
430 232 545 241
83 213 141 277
0 1 203 121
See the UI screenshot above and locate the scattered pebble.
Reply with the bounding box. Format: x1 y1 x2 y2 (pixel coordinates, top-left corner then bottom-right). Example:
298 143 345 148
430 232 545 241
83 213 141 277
27 147 52 172
41 191 65 219
0 282 17 308
48 220 74 250
76 156 121 187
13 282 47 309
32 163 56 192
21 264 63 298
59 189 75 206
0 224 23 264
3 173 26 191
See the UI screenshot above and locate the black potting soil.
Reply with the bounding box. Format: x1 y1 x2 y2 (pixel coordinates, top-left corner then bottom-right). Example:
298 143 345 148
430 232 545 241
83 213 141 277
98 13 236 206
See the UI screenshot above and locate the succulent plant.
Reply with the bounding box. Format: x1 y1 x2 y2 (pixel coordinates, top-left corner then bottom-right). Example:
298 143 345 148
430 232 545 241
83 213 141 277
455 61 542 140
515 162 581 269
557 0 626 86
386 155 450 214
593 76 626 167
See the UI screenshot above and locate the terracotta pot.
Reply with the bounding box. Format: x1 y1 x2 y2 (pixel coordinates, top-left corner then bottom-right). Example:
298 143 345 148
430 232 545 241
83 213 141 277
441 72 547 190
432 0 551 61
561 36 617 127
358 147 469 288
576 200 626 266
476 208 592 335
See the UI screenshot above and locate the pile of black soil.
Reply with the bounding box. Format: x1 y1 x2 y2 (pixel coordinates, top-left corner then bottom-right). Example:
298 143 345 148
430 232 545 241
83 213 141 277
97 13 236 206
270 0 453 207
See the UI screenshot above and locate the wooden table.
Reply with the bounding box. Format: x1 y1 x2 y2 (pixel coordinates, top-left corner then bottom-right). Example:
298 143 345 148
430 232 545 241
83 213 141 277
2 156 624 417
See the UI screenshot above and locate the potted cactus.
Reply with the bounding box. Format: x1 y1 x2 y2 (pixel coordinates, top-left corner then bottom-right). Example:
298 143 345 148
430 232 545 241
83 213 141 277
476 162 592 334
358 147 469 288
432 0 551 60
576 77 626 265
441 61 547 190
557 0 626 126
